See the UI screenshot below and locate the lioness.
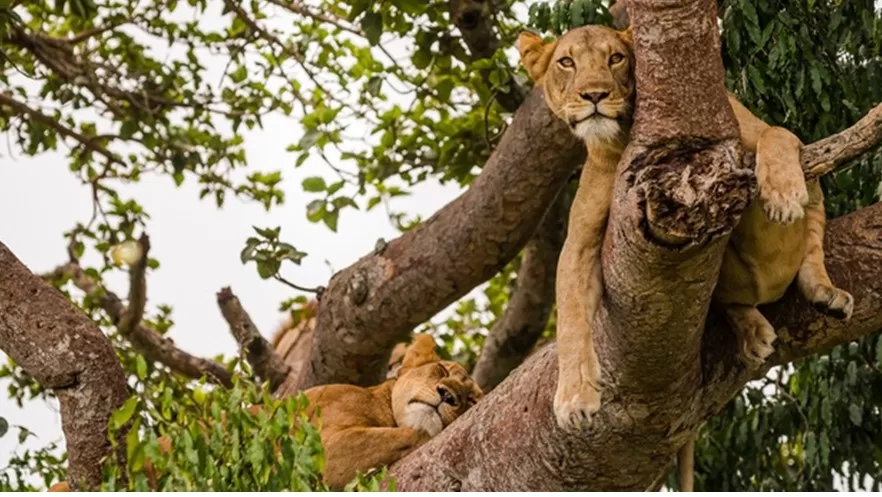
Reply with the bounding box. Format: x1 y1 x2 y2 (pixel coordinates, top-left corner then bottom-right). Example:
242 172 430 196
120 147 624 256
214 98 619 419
517 24 851 428
49 334 482 491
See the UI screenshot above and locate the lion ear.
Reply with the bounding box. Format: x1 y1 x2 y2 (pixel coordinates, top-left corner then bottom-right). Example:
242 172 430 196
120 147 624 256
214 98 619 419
399 334 441 372
517 31 558 84
618 27 634 47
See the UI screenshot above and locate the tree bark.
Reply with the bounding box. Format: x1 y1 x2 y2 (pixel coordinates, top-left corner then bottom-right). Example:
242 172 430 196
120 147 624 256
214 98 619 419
278 88 586 394
390 202 882 491
0 242 130 490
387 0 882 489
471 191 566 391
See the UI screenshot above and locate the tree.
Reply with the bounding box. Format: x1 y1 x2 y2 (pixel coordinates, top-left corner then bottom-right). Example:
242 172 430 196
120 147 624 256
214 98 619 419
1 0 881 491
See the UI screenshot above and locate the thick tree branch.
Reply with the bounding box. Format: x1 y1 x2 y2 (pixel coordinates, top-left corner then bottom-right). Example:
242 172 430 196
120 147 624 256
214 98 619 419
0 242 130 490
471 191 566 391
391 201 882 491
216 287 291 391
42 238 233 388
277 88 585 394
388 0 882 489
801 102 882 178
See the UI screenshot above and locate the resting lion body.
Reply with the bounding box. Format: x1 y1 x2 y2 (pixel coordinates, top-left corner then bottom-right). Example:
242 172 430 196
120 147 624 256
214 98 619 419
517 23 852 490
49 334 481 491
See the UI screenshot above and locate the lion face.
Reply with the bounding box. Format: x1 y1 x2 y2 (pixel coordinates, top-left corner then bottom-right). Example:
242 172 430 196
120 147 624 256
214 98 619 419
390 335 483 436
518 25 635 148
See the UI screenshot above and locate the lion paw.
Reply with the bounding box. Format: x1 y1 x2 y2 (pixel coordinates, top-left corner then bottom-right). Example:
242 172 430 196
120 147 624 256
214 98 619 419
808 285 854 320
554 379 602 432
760 182 809 225
732 315 777 370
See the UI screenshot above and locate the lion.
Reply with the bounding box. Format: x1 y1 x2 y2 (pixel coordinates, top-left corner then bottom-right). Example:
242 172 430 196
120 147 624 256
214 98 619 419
517 23 852 489
49 333 482 491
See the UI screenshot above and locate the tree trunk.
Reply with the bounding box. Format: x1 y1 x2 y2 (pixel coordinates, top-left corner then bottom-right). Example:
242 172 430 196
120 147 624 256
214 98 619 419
0 242 130 490
390 202 882 491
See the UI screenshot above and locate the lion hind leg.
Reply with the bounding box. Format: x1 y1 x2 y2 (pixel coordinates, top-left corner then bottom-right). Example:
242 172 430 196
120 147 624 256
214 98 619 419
796 180 854 320
755 126 809 225
323 427 429 490
723 304 777 369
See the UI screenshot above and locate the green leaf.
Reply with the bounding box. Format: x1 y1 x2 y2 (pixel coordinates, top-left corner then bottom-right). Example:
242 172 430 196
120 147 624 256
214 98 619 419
298 129 322 150
361 12 382 46
301 176 327 192
366 77 383 97
323 208 339 232
0 416 7 438
110 397 139 430
849 403 863 426
136 356 148 381
256 259 280 279
306 200 325 222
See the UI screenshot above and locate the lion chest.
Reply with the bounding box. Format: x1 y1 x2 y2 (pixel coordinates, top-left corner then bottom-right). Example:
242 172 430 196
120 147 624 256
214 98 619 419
715 200 807 305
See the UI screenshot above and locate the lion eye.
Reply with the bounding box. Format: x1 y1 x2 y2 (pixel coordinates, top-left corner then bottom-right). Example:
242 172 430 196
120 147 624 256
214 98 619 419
609 53 625 65
437 386 458 406
558 56 575 68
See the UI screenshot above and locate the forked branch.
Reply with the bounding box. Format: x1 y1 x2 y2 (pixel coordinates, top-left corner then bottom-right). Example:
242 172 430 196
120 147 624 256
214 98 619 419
42 235 233 387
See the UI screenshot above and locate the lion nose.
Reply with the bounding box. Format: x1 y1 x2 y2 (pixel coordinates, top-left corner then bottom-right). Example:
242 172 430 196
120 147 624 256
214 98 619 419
580 91 609 103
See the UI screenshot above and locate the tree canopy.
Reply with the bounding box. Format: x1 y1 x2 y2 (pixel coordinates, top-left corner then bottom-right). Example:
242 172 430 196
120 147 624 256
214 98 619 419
1 0 882 491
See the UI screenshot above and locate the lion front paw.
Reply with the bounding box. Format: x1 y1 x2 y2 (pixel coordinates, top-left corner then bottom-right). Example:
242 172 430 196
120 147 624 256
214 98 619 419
730 311 777 370
553 379 602 432
760 182 809 225
808 285 854 320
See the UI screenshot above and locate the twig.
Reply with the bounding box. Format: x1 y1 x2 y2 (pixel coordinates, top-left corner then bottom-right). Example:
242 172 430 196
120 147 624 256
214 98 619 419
41 237 234 388
274 274 325 298
216 287 292 391
0 92 124 166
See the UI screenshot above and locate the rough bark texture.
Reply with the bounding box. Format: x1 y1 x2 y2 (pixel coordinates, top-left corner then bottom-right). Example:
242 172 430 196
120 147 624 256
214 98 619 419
391 203 882 491
217 287 291 391
471 191 566 391
388 0 882 489
0 242 130 490
278 88 585 394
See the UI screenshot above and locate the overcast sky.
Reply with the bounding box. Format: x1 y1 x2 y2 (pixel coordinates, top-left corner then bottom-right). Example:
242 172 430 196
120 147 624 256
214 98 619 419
3 1 880 488
0 4 474 470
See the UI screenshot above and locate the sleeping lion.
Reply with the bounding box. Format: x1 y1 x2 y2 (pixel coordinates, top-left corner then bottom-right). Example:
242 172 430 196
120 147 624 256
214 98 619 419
49 334 482 491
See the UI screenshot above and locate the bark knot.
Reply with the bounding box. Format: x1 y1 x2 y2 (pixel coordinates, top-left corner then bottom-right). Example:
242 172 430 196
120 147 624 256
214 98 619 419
625 138 754 249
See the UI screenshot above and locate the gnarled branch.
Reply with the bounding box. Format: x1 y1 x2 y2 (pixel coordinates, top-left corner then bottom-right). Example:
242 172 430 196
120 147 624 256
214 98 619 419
0 241 130 490
217 287 291 391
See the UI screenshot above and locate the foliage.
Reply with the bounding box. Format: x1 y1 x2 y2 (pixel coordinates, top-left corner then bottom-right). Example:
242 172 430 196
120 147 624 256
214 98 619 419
525 0 882 491
689 0 882 491
3 0 882 491
99 374 331 491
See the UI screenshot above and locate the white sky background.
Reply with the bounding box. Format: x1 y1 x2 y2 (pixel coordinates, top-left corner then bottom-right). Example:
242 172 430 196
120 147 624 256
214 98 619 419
2 0 881 488
0 2 502 471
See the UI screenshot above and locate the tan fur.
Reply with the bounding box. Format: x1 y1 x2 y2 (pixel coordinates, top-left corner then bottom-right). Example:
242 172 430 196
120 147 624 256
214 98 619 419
519 24 852 426
49 334 482 491
519 23 853 488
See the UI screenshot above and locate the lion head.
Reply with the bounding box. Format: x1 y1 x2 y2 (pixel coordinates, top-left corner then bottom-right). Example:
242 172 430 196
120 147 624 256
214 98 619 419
517 25 635 148
390 334 483 436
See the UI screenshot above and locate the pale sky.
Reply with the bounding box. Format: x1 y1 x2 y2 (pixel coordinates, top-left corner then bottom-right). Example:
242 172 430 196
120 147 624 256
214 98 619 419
0 4 475 472
3 0 879 489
